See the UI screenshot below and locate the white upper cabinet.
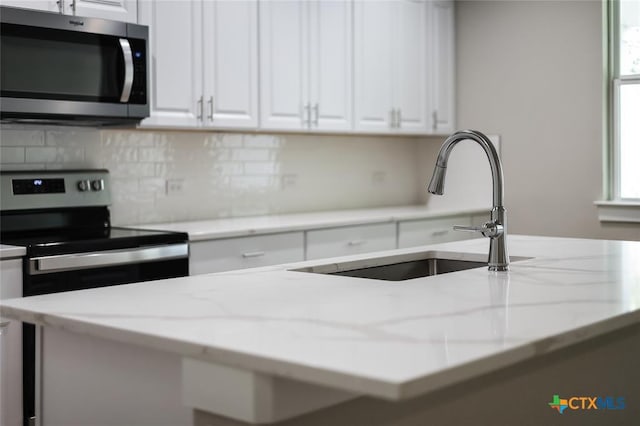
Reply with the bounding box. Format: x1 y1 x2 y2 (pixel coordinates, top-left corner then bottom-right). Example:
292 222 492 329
395 0 430 133
202 0 259 128
1 0 136 22
353 0 394 132
135 0 453 134
0 0 58 12
431 0 455 133
354 0 431 134
140 0 258 130
73 0 137 22
139 0 203 128
308 0 352 131
259 0 352 132
259 0 308 130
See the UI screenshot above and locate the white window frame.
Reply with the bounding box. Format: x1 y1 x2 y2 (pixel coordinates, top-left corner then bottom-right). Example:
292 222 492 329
596 0 640 223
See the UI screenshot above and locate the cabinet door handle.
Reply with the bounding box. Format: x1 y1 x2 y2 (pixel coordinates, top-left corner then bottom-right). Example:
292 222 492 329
207 96 214 121
302 103 311 127
431 230 449 237
312 103 319 126
242 251 265 258
70 0 76 12
389 109 395 128
0 320 9 328
197 96 204 120
396 109 402 128
56 0 64 13
347 239 366 246
432 110 438 131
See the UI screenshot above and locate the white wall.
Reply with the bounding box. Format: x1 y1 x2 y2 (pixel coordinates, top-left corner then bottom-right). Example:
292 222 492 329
456 0 640 241
0 127 427 225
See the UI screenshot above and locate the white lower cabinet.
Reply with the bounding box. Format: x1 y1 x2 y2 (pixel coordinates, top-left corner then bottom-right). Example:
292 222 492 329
398 215 473 248
306 223 396 261
190 232 304 275
0 258 23 426
189 213 485 275
471 212 491 226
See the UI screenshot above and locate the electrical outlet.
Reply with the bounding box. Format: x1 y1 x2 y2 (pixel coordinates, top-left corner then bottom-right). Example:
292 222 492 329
281 174 298 189
372 171 387 185
166 179 184 195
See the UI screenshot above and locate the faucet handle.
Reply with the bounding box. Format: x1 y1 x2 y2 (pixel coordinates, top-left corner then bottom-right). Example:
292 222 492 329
453 222 503 238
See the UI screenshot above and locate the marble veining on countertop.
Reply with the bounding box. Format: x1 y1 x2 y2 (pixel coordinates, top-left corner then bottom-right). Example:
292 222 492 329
2 235 640 400
129 205 489 240
0 244 26 259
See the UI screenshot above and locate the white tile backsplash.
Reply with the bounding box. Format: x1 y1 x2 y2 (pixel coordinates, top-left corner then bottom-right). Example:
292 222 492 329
0 147 25 163
0 125 429 225
0 129 45 146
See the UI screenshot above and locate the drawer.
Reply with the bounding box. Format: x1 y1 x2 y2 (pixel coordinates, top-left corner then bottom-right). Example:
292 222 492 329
189 232 304 275
398 215 472 248
306 223 396 261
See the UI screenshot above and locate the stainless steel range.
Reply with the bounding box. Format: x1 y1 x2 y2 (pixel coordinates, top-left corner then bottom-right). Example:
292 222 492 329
0 169 189 426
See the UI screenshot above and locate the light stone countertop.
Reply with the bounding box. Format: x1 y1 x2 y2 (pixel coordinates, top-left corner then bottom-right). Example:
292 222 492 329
129 205 489 241
2 235 640 402
0 244 26 259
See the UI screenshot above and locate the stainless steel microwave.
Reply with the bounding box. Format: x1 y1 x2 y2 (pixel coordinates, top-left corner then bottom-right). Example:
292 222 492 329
0 6 149 126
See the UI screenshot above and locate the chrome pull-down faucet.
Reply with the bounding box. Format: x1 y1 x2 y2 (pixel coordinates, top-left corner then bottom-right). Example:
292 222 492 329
427 130 509 271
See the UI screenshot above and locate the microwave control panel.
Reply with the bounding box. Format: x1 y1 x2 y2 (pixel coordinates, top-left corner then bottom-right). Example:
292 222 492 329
129 38 147 105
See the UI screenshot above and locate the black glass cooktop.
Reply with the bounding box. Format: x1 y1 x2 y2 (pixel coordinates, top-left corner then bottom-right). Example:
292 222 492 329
1 226 188 257
0 206 187 256
2 227 188 252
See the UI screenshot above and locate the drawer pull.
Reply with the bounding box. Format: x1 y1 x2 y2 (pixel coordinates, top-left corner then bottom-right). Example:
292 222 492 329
431 230 449 237
347 240 366 246
242 251 266 258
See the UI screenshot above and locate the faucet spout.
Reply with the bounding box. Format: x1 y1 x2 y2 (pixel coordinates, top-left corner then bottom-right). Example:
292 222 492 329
427 165 447 195
427 130 509 271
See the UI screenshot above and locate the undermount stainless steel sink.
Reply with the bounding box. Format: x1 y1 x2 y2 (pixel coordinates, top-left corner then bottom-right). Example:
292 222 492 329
293 251 530 282
329 258 487 281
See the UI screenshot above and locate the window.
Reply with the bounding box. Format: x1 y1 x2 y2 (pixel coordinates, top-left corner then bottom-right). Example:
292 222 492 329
612 0 640 200
599 0 640 223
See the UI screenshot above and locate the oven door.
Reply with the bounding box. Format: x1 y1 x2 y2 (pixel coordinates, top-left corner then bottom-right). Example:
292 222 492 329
0 6 148 123
22 243 188 426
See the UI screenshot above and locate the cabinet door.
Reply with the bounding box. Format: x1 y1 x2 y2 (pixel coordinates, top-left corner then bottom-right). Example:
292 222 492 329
190 232 305 275
306 223 396 261
259 0 309 130
202 0 258 129
431 0 455 133
353 0 394 132
398 216 472 248
73 0 137 22
394 0 430 133
139 0 203 128
0 0 57 12
308 0 352 132
0 258 23 426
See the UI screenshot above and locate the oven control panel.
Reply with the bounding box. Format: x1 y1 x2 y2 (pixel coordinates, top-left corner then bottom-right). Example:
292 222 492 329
0 169 111 211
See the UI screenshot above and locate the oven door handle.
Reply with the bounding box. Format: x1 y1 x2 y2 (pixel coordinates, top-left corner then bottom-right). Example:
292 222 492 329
29 243 189 274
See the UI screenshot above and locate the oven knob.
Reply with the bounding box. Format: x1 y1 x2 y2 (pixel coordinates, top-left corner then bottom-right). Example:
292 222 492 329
77 180 91 192
91 179 104 191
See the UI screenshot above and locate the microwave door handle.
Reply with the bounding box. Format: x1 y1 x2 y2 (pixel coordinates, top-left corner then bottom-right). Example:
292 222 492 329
119 38 134 103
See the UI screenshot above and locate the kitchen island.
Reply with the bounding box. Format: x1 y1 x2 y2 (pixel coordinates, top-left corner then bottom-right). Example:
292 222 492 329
1 235 639 425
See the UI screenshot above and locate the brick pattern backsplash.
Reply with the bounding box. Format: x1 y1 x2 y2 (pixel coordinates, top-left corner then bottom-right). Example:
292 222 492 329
0 126 423 225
